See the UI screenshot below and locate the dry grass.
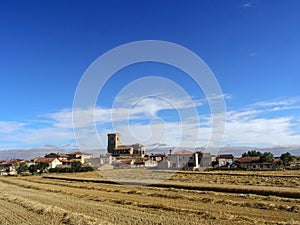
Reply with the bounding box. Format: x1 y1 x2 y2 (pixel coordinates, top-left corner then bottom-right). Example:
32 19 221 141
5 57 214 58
0 170 299 224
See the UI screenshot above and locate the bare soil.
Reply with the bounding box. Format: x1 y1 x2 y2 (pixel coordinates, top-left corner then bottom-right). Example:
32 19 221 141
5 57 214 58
0 170 299 224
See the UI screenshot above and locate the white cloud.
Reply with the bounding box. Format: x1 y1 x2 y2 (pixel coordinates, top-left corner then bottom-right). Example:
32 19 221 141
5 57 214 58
241 2 253 8
249 97 300 108
0 95 300 150
0 121 26 134
223 116 300 146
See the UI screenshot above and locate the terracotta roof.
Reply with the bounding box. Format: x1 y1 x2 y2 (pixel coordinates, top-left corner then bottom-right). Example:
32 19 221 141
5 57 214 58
1 159 24 165
217 154 234 159
171 150 193 155
35 158 56 163
134 159 144 164
234 157 260 163
114 160 132 164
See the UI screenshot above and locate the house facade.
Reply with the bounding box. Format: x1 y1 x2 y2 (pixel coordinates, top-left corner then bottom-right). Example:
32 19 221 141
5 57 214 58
234 157 277 169
45 152 69 161
193 152 212 170
215 154 234 167
167 150 194 169
34 158 62 169
131 143 146 157
0 159 25 175
67 152 93 164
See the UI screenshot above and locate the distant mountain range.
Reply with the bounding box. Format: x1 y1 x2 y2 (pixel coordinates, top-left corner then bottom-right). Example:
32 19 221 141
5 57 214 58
0 146 103 161
0 145 299 161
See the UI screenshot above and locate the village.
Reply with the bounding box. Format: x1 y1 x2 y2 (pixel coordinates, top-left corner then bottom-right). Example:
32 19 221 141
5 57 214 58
1 133 300 176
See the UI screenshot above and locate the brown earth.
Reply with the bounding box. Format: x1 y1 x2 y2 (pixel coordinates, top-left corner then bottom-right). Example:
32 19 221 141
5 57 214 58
0 170 299 225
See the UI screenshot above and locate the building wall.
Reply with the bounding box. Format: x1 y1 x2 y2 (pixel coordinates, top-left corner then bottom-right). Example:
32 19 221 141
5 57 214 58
107 133 120 154
81 154 92 164
145 160 158 167
131 144 146 156
194 153 212 169
107 133 146 157
168 154 193 169
49 158 62 168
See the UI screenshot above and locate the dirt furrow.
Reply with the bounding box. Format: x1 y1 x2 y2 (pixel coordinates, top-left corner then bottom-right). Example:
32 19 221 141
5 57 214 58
0 175 299 225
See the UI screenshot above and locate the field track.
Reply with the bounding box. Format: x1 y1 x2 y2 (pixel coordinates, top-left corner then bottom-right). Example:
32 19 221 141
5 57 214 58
0 171 299 224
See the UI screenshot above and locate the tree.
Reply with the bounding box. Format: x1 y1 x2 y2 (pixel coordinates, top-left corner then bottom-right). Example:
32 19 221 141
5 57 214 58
242 150 262 157
36 162 49 173
260 152 274 163
29 162 49 174
28 164 38 174
71 161 82 172
280 152 294 167
16 162 28 175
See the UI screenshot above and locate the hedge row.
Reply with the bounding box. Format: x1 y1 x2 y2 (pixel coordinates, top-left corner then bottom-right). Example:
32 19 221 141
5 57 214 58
49 166 94 173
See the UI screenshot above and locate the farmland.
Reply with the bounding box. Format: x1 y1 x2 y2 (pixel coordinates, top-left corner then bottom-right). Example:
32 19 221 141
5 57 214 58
0 170 299 224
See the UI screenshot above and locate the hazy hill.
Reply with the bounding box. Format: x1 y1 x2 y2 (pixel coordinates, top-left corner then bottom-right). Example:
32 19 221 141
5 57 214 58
1 145 299 161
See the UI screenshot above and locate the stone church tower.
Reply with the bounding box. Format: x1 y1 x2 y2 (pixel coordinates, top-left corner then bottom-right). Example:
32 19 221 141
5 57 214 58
107 133 120 154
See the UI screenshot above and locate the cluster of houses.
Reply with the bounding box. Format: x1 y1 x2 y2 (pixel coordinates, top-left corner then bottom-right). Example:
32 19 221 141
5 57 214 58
1 149 300 175
0 151 93 175
98 133 299 170
91 150 298 171
1 133 299 175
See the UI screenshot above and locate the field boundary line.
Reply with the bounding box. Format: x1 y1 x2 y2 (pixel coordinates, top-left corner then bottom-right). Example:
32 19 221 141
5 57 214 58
43 175 300 199
151 170 300 178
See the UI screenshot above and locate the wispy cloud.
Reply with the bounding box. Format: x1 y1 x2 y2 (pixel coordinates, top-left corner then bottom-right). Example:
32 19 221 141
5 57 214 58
241 2 253 8
0 121 26 134
249 97 300 108
0 95 300 150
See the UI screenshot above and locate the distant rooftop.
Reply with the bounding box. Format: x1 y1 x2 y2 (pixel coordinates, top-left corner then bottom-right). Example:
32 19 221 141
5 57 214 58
171 150 193 155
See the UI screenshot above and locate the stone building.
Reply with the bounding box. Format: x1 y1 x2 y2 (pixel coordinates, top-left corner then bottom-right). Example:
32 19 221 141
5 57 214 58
107 133 146 157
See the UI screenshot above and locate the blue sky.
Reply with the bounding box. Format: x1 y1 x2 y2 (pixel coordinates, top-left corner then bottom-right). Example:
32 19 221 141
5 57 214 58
0 0 300 151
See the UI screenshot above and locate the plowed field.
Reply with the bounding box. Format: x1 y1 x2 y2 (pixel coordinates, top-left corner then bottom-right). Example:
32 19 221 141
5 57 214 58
0 170 299 224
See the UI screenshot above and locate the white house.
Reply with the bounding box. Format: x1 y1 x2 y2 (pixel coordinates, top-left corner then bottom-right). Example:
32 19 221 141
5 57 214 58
67 152 93 164
167 150 194 169
34 158 62 169
0 159 25 175
215 154 234 167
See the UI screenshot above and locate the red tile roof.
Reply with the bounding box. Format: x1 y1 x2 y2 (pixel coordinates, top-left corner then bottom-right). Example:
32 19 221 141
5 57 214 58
35 158 56 163
2 159 24 165
114 160 132 164
217 154 234 159
134 159 144 164
234 157 260 163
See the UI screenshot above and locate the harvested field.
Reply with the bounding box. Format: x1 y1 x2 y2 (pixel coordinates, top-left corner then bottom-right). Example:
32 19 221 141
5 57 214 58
0 170 299 224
